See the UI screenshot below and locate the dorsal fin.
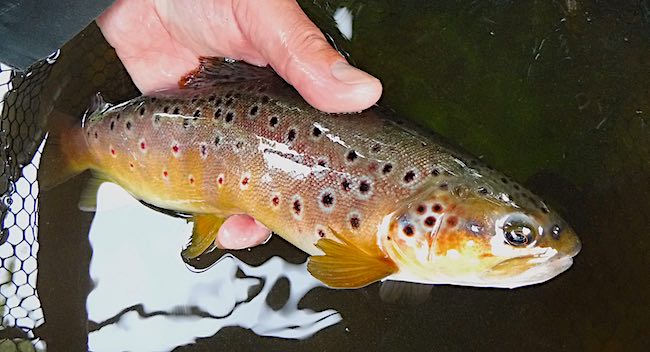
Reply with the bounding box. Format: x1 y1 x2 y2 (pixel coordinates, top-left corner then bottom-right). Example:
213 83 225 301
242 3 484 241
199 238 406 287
83 92 112 125
179 57 279 89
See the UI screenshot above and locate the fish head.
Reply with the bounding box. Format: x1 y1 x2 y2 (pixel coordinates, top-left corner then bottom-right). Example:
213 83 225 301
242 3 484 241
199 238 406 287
379 185 581 288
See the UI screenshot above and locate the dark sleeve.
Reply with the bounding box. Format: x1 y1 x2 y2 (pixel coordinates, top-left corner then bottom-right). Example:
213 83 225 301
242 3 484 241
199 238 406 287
0 0 115 69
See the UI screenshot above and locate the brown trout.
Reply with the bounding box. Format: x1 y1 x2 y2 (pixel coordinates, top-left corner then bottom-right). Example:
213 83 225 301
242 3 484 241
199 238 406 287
42 58 581 289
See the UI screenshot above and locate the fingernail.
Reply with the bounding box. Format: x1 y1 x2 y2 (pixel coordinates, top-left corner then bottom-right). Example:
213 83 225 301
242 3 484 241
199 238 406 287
331 61 376 85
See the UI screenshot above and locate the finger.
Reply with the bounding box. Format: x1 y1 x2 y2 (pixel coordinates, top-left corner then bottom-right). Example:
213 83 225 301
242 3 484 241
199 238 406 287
233 0 382 113
97 0 199 93
215 214 271 250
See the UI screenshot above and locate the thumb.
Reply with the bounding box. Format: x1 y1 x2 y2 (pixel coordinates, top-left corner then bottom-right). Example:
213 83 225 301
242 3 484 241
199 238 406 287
234 0 382 113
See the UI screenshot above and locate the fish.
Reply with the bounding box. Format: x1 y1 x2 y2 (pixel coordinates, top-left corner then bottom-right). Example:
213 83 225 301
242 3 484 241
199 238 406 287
41 57 581 289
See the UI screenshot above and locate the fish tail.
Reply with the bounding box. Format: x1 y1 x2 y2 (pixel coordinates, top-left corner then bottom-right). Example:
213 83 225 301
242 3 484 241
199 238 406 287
39 104 94 190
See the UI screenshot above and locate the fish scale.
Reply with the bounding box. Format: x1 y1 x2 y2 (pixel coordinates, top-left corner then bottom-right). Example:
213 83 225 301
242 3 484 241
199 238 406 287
42 58 580 289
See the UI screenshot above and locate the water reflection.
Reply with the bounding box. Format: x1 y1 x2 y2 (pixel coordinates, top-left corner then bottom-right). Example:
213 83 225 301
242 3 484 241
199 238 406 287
87 184 341 351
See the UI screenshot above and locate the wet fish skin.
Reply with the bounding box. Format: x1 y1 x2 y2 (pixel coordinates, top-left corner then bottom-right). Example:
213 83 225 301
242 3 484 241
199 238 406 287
43 58 581 289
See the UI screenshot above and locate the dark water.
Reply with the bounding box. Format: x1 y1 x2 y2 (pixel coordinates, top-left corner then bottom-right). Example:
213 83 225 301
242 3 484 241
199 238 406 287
1 1 648 351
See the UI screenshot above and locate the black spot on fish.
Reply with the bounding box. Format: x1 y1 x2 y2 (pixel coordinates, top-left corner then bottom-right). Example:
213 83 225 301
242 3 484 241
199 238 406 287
261 95 270 104
287 129 296 142
350 215 360 229
214 135 221 146
321 192 334 207
317 159 327 167
193 109 201 117
163 106 169 113
191 97 198 104
382 163 393 174
110 121 115 130
139 107 145 116
235 140 244 150
269 116 279 128
404 170 416 183
432 168 440 176
214 108 222 119
478 187 489 194
173 107 180 115
249 105 259 116
126 121 132 130
183 120 190 128
225 90 233 98
341 179 351 192
214 97 222 106
225 111 234 123
439 182 449 190
116 113 121 120
208 95 216 102
346 150 358 162
359 180 371 194
501 177 509 184
225 98 234 107
371 144 381 153
312 127 322 138
94 131 98 139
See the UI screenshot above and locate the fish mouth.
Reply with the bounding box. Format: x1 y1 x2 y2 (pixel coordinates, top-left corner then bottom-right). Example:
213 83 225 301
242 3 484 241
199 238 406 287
481 250 576 289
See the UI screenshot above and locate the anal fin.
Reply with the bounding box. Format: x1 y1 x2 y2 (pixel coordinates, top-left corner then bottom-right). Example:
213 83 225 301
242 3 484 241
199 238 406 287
182 214 226 259
307 228 398 289
378 280 433 305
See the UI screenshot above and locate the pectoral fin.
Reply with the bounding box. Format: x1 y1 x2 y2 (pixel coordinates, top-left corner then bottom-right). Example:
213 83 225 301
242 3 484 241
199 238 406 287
78 172 111 212
307 228 398 289
182 214 226 259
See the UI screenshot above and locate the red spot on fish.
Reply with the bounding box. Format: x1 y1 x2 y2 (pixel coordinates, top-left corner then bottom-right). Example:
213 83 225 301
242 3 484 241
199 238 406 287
446 216 458 227
129 163 134 169
241 177 249 186
318 229 326 238
416 205 426 214
189 176 195 184
140 142 146 150
110 148 116 156
272 195 280 206
293 199 302 215
424 216 436 227
217 175 224 186
172 145 179 153
433 204 443 213
163 170 169 178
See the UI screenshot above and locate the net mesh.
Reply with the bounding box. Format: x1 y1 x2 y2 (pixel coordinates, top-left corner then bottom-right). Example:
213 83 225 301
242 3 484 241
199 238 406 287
0 60 49 351
0 22 138 350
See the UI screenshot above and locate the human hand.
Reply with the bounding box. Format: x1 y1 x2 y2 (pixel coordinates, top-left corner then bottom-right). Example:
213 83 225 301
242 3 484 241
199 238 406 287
97 0 382 113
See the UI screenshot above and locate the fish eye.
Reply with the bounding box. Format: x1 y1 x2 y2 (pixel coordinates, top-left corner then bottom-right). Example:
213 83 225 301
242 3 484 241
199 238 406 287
501 215 537 247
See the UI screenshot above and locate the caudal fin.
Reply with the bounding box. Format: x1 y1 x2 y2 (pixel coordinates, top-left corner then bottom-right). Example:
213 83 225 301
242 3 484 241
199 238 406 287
39 107 93 190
